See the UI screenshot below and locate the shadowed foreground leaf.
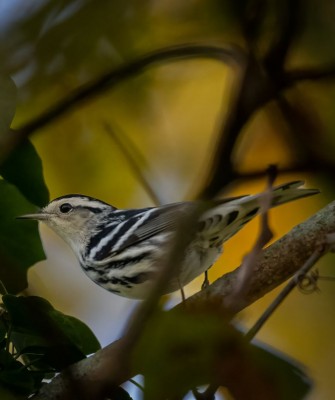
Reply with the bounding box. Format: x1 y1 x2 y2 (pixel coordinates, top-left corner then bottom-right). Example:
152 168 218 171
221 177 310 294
2 295 101 370
0 138 49 208
133 306 312 400
0 181 45 293
250 342 312 400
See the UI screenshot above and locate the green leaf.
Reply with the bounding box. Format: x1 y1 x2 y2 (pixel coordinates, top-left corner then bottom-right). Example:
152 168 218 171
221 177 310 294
0 139 49 207
0 74 48 208
49 312 101 356
0 180 45 293
3 295 100 370
250 342 312 400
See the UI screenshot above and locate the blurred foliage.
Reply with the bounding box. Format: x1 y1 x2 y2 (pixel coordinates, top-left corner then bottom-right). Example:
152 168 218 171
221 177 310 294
0 0 334 399
134 306 311 400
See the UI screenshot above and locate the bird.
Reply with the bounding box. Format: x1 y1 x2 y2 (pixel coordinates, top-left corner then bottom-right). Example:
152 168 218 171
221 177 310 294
18 181 319 299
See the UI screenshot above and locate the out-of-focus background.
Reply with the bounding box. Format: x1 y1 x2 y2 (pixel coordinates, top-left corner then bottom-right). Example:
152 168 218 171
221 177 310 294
1 1 335 399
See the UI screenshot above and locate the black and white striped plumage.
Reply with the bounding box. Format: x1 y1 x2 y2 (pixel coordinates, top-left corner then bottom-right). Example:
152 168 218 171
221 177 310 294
19 181 318 299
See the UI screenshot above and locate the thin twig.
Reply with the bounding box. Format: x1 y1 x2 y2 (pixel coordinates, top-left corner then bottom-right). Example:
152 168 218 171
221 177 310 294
0 280 8 295
318 275 335 281
224 167 276 307
177 278 186 303
104 122 162 206
245 245 326 342
200 168 277 400
18 44 241 136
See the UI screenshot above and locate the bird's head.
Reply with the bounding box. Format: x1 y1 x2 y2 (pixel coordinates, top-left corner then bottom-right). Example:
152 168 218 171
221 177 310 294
18 195 115 249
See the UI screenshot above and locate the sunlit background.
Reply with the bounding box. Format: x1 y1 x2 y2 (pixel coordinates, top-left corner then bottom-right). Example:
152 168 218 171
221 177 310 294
1 1 335 399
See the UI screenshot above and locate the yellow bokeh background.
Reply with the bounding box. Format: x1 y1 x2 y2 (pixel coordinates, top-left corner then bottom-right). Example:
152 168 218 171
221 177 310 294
2 1 334 398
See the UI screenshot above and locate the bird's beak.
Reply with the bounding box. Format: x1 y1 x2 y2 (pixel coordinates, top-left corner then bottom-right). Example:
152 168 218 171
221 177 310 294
17 212 49 221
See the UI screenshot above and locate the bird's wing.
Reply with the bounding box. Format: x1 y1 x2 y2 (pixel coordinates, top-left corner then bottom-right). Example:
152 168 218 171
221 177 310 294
94 196 248 264
92 180 319 264
91 202 193 263
113 196 248 255
112 202 191 253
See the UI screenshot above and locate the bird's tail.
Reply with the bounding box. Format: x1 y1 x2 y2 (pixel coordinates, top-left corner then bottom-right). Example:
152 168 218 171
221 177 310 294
268 180 319 208
197 180 319 244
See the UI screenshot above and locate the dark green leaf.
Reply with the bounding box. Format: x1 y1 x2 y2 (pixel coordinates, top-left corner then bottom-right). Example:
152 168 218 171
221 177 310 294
0 73 48 207
0 138 49 207
250 342 312 400
49 312 101 356
0 181 45 293
3 295 100 370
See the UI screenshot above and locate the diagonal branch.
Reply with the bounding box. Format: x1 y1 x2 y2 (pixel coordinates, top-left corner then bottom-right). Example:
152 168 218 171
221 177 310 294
18 44 241 135
0 44 243 164
33 200 335 400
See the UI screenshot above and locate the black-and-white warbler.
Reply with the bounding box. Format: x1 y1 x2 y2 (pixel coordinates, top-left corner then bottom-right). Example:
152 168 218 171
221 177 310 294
19 181 318 299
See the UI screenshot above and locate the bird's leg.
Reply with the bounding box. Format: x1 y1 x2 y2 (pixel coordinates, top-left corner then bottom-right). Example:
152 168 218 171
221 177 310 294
178 277 186 302
201 270 210 290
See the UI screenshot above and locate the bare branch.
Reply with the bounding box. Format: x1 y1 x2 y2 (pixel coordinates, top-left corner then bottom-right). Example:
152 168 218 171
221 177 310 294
263 0 302 76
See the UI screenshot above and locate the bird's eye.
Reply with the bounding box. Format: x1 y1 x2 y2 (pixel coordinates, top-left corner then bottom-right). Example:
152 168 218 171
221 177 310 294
59 203 73 214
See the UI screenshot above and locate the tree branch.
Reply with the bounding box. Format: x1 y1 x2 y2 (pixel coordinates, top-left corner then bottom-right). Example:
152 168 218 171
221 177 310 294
33 200 335 400
20 44 240 133
0 44 243 164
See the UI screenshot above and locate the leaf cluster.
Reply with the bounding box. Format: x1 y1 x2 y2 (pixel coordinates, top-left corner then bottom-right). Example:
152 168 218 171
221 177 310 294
0 295 100 397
